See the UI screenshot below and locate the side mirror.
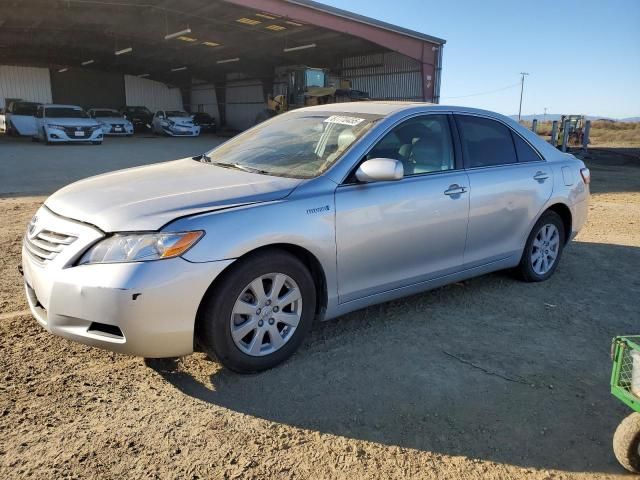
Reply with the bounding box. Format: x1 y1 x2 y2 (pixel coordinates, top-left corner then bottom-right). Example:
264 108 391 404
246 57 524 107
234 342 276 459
355 158 404 183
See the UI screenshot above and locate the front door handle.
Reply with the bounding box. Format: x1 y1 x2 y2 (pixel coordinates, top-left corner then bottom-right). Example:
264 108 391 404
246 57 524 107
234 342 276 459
533 171 549 181
444 184 467 196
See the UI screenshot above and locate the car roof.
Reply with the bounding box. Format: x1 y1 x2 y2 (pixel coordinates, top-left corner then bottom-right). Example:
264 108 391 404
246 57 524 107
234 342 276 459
297 101 514 120
90 108 118 111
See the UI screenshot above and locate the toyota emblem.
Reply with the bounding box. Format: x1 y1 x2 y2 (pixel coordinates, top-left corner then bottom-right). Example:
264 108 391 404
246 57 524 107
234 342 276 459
27 215 38 238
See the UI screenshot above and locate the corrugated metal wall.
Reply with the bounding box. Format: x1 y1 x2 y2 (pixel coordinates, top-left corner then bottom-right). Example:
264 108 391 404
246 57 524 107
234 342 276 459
190 84 220 123
0 65 52 108
124 75 182 112
341 52 423 101
225 80 264 130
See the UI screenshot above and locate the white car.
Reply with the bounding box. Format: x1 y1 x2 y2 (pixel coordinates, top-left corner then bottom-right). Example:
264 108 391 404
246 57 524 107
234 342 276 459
34 104 104 145
2 101 41 136
88 108 134 136
152 110 200 136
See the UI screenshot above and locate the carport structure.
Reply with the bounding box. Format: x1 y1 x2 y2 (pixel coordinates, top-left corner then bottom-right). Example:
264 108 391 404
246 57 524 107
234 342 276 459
0 0 445 129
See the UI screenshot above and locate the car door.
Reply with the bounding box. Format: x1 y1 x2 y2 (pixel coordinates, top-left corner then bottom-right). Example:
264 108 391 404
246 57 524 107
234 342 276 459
153 111 164 132
35 106 44 138
335 114 470 303
454 114 553 267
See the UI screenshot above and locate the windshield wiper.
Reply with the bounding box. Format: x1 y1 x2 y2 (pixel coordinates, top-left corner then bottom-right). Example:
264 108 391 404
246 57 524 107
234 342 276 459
195 155 271 175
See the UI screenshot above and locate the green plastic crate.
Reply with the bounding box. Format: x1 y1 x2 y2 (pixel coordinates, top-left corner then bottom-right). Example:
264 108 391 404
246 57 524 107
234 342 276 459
611 336 640 412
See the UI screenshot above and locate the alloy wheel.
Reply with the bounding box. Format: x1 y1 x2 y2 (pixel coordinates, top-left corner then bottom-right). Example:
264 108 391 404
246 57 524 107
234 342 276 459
531 223 560 275
230 273 303 356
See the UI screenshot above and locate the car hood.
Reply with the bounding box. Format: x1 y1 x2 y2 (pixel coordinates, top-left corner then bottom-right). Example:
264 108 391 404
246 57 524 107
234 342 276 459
168 116 194 124
45 158 302 231
98 117 129 124
46 118 99 127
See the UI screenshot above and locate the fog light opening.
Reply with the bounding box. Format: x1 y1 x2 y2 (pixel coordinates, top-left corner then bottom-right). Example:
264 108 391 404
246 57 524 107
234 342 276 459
88 322 124 339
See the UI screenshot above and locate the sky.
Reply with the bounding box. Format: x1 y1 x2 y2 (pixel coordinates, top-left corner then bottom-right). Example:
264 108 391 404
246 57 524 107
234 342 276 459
317 0 640 119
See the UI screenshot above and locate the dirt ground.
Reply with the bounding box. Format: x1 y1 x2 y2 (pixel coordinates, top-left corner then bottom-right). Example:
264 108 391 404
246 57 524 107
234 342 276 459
1 148 639 479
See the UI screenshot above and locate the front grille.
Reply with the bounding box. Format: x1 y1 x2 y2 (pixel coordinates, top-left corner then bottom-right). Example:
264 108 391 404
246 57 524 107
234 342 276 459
24 229 77 263
62 126 94 137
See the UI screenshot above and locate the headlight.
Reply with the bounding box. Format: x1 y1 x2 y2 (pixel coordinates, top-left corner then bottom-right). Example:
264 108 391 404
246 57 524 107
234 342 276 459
78 231 204 265
47 124 66 130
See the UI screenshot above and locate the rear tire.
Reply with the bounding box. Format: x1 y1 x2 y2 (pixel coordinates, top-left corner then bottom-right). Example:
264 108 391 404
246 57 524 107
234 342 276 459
516 210 565 282
613 412 640 473
197 249 316 373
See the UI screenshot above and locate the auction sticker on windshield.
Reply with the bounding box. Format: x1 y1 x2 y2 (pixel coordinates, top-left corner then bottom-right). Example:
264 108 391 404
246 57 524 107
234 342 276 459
324 115 365 126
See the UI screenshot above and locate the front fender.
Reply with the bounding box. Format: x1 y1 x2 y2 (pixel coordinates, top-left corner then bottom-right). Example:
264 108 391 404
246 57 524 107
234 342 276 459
167 177 339 307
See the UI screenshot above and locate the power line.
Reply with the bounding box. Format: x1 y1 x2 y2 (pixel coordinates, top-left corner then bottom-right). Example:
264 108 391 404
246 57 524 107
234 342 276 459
441 82 521 99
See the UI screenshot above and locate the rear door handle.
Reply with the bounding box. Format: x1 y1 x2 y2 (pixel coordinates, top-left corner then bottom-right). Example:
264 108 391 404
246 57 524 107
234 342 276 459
533 171 549 181
444 184 467 196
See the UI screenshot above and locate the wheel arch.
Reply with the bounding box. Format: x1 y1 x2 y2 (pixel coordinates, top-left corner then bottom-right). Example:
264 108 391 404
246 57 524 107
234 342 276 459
546 202 573 244
195 243 328 337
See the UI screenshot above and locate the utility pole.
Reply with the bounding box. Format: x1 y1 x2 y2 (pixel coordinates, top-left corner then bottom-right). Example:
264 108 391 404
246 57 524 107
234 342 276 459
543 107 547 122
518 72 529 122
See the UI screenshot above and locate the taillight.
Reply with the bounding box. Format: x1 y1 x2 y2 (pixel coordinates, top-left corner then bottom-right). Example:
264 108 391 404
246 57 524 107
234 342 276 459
580 168 591 185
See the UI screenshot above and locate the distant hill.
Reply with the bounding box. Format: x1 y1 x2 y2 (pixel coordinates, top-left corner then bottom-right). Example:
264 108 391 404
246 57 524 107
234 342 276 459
511 114 640 123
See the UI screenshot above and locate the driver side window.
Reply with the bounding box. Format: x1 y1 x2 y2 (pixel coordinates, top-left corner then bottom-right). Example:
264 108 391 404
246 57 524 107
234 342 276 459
367 114 455 176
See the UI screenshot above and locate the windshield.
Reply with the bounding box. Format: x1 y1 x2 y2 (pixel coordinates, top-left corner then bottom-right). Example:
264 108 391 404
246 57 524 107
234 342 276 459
166 111 190 117
201 111 380 179
46 107 88 118
306 69 326 88
126 107 151 115
93 110 120 118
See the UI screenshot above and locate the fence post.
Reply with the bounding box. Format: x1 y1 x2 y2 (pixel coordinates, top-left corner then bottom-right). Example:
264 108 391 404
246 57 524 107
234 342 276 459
550 121 558 146
531 119 538 133
561 119 570 152
582 120 591 152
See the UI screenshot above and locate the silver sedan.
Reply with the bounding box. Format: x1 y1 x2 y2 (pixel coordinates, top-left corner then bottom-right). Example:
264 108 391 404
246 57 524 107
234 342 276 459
21 103 590 372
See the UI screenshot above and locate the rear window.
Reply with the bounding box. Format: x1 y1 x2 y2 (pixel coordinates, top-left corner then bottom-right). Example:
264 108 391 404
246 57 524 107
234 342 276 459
12 103 39 115
456 115 518 168
512 132 542 163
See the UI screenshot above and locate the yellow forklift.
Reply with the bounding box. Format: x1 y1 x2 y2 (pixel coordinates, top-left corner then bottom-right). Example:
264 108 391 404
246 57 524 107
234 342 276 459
556 115 586 147
255 66 368 124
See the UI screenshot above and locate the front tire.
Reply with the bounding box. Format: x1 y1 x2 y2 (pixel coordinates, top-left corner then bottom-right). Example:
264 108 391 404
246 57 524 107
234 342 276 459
517 210 565 282
613 412 640 473
197 249 316 373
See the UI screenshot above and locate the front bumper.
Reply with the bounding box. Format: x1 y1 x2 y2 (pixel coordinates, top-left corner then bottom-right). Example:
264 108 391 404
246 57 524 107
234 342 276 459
21 206 233 357
46 127 103 143
102 125 134 136
162 125 201 137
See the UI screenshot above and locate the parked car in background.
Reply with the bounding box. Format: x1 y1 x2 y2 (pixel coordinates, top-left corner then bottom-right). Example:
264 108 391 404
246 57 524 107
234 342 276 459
152 110 200 136
88 108 134 136
192 112 217 134
120 105 153 132
33 104 103 145
21 103 590 373
2 100 41 136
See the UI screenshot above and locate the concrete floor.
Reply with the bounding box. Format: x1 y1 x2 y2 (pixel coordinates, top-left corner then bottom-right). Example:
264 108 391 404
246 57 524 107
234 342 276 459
0 133 225 196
